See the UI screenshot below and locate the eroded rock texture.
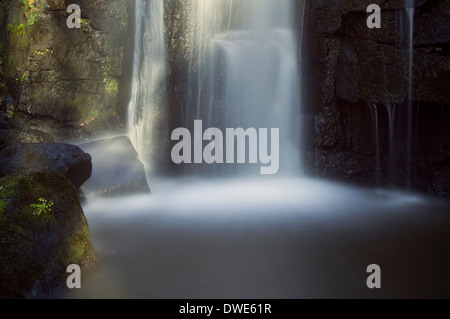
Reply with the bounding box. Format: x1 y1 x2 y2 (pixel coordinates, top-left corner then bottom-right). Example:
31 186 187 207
0 0 130 140
303 0 450 195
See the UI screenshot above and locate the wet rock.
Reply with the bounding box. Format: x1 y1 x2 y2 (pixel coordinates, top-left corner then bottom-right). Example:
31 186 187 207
79 136 150 197
0 115 17 130
0 129 55 150
303 0 450 195
0 142 92 188
415 0 450 46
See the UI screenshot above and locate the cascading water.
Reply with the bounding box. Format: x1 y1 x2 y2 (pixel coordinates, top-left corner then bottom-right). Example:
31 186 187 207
385 103 396 183
369 103 381 186
190 0 301 174
127 0 167 174
405 0 415 188
129 0 302 175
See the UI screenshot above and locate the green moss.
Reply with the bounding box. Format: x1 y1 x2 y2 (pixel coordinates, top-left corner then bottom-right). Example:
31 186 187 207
0 173 52 217
34 49 53 56
0 200 7 213
22 0 43 26
0 172 96 297
27 10 38 26
101 59 120 97
8 53 13 65
0 176 20 203
20 71 28 83
7 23 25 37
22 0 29 10
66 230 90 263
3 20 29 81
104 76 119 97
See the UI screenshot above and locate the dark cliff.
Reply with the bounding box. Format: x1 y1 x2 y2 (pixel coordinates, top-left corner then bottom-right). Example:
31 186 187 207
302 0 450 195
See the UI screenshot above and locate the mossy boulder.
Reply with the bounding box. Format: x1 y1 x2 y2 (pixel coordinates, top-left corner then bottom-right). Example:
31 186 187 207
0 172 96 298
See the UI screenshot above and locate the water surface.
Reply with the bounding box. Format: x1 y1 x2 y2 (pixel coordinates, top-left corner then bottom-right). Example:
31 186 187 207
60 177 450 298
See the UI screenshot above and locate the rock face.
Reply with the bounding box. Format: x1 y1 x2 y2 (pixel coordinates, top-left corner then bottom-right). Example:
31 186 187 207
0 172 96 298
0 114 55 149
302 0 450 196
79 136 150 197
0 115 17 130
0 128 54 149
0 0 130 141
0 142 92 188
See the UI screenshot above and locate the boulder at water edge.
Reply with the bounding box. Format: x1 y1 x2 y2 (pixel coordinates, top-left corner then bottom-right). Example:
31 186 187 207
0 142 92 188
0 172 97 298
79 136 150 197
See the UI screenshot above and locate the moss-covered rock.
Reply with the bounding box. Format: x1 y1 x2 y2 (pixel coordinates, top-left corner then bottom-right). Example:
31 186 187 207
0 0 130 141
0 172 96 298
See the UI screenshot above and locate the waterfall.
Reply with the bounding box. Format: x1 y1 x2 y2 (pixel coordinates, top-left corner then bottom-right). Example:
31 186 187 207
127 0 167 174
405 0 415 188
184 0 302 175
385 103 396 184
369 103 381 186
128 0 303 175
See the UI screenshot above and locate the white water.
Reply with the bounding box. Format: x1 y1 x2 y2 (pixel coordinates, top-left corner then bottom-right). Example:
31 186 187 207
386 103 396 182
127 0 167 174
406 0 415 188
370 103 381 186
185 0 302 174
128 0 302 174
187 0 299 125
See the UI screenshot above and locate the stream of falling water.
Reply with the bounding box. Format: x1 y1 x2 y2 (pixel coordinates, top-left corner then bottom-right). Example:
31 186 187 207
127 0 167 175
370 103 380 186
406 0 415 188
128 0 302 175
